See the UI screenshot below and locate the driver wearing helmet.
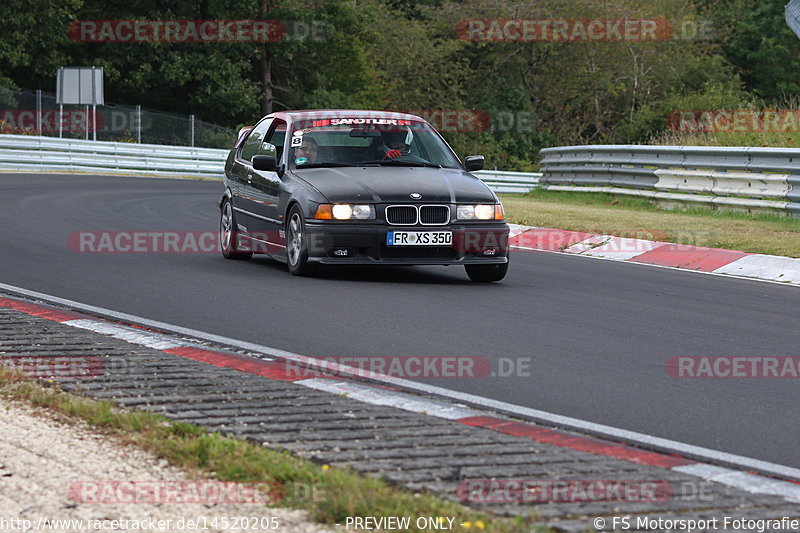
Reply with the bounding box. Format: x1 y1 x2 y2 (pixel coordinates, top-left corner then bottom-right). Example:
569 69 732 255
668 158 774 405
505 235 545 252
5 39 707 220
380 126 413 159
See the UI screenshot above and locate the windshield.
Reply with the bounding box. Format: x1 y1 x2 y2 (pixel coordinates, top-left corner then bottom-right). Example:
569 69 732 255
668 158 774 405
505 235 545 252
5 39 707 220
287 117 462 170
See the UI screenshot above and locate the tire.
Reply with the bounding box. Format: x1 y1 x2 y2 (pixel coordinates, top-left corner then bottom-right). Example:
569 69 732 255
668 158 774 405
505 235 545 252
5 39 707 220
465 261 508 282
286 205 314 276
220 199 253 260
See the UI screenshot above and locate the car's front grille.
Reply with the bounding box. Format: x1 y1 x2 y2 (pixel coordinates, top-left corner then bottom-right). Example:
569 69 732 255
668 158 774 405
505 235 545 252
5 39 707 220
385 205 450 225
419 205 449 225
386 205 417 225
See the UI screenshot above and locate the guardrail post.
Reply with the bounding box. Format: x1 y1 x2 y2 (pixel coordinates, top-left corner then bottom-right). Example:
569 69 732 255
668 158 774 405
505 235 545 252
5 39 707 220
35 90 42 135
136 105 142 144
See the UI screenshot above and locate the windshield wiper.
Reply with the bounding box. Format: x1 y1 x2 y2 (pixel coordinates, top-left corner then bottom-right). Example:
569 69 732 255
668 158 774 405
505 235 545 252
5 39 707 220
358 160 442 168
296 161 356 168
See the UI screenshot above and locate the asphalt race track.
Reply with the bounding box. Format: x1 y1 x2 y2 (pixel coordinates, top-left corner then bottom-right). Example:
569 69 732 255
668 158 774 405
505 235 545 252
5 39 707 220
2 173 799 468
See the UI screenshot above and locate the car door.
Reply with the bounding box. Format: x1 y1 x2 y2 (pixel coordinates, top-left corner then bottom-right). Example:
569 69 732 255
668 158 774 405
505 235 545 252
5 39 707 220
234 117 273 233
248 120 286 243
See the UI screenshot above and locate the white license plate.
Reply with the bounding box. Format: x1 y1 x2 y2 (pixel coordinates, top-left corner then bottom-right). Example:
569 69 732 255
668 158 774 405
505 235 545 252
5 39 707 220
386 231 452 246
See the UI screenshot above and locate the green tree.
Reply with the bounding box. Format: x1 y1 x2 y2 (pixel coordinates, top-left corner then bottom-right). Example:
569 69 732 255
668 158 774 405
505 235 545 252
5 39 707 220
0 0 83 88
705 0 800 102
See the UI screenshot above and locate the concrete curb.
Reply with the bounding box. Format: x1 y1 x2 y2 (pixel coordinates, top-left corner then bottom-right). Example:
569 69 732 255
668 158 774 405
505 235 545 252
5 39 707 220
508 224 800 287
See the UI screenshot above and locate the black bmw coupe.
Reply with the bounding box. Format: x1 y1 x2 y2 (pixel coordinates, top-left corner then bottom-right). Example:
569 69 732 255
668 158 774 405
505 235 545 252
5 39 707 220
219 110 509 281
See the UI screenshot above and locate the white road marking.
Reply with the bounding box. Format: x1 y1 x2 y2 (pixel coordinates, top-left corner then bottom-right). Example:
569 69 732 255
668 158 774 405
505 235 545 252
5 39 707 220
674 464 800 502
581 236 664 261
297 378 483 420
714 254 800 283
65 319 183 350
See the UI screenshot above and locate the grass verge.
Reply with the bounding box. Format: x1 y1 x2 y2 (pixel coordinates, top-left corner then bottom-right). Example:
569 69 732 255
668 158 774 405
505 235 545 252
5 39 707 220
501 189 800 258
0 368 542 533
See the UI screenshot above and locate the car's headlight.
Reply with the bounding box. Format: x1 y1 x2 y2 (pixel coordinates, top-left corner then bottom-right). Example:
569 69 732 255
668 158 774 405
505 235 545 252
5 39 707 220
457 204 503 220
314 204 374 220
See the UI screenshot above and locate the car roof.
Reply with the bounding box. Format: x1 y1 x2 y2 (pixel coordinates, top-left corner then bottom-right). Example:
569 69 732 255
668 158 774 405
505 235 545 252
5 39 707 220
270 109 425 123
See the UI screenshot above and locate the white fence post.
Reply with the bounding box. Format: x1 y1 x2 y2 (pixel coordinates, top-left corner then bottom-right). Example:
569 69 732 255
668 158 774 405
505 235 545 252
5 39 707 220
136 105 142 144
35 90 42 135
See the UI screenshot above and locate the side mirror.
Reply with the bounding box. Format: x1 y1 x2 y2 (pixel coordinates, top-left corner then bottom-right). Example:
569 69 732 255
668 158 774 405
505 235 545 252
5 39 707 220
464 155 484 171
252 155 277 172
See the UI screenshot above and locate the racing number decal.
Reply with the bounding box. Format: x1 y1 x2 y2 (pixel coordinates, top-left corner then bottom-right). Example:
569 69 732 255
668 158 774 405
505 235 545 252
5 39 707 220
291 130 303 147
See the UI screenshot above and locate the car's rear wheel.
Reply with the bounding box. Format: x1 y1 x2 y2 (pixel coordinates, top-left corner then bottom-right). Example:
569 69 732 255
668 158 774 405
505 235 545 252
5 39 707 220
465 261 508 282
286 205 314 276
220 199 252 260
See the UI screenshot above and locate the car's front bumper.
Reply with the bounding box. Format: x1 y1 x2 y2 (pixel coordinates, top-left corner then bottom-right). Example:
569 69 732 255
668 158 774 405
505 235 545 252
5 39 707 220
304 222 509 266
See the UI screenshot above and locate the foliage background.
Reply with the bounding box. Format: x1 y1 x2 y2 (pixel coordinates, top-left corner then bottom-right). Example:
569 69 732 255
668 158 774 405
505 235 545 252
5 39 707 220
0 0 796 168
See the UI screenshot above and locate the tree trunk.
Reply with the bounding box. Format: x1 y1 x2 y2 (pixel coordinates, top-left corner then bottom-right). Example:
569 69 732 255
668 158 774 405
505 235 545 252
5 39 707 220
260 48 272 115
259 0 273 115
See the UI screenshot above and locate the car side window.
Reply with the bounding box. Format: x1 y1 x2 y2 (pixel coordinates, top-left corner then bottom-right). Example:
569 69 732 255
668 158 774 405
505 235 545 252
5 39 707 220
239 118 273 162
260 120 287 161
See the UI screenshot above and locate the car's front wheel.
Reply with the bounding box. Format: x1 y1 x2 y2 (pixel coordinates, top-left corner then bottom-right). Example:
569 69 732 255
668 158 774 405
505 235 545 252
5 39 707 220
465 261 508 282
220 199 252 260
286 205 314 276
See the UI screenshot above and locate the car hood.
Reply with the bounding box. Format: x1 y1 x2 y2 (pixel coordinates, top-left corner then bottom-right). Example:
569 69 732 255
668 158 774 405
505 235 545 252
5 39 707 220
290 166 496 204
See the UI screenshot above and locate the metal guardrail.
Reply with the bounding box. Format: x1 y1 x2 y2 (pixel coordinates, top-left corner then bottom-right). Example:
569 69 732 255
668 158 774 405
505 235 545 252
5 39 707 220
0 134 542 193
473 169 540 193
0 134 227 179
539 145 800 216
10 134 800 215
